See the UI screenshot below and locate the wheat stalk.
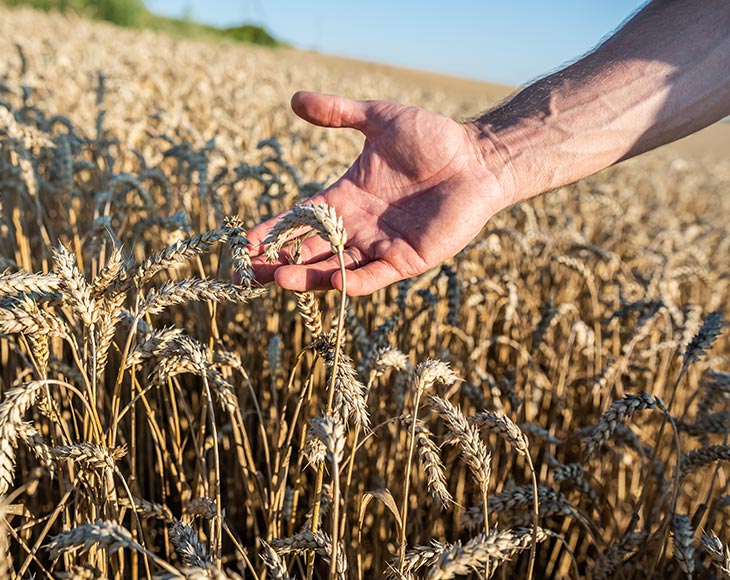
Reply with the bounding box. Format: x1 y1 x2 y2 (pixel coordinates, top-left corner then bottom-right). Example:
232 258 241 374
169 520 211 568
50 442 126 473
671 513 695 578
0 380 46 494
263 203 346 262
426 527 548 580
260 540 292 580
430 395 491 500
702 531 730 579
119 496 174 523
582 393 664 456
271 530 347 580
0 270 61 298
588 531 647 580
138 278 265 316
679 445 730 478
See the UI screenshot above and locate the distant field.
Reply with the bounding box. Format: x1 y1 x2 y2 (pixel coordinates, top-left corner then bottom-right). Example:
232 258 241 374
1 6 729 580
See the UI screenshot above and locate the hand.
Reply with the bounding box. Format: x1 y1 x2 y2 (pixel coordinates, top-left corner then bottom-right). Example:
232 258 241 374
247 91 513 296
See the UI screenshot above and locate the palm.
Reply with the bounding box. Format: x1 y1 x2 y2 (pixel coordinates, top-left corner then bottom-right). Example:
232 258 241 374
248 92 506 295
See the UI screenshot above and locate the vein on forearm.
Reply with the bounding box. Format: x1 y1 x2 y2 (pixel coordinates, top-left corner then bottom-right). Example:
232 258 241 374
472 0 730 204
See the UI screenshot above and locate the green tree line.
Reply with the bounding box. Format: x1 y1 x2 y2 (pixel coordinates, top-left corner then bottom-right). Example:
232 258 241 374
1 0 281 46
2 0 146 26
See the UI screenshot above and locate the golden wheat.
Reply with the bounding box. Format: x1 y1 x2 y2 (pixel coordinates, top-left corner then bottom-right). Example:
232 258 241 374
0 5 729 579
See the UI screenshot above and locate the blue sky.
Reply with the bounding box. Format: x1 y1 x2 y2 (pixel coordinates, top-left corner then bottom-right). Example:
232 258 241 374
146 0 648 86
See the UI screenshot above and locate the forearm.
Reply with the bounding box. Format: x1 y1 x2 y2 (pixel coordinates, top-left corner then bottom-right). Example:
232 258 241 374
471 0 730 207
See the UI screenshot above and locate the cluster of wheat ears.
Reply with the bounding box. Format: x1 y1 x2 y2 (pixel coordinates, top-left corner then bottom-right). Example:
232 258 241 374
1 6 730 580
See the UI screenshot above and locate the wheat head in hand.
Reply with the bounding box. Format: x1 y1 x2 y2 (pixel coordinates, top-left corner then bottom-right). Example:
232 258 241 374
247 91 512 296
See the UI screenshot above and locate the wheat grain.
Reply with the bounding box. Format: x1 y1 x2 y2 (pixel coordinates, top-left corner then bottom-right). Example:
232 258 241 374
16 421 54 475
388 541 445 579
312 332 370 429
0 295 68 337
259 539 292 580
0 270 61 298
52 244 97 326
224 216 253 287
400 415 452 507
430 395 491 497
169 520 211 568
582 393 664 456
309 414 345 464
469 410 528 456
50 442 126 473
184 498 217 520
671 513 695 577
702 531 730 579
679 445 730 478
94 293 123 382
125 326 185 367
138 278 265 316
47 520 138 559
373 347 412 378
426 527 548 580
415 360 459 393
264 203 347 262
588 531 646 580
683 311 724 366
295 290 324 336
461 486 575 529
124 228 233 291
271 530 347 579
120 496 174 522
0 380 46 494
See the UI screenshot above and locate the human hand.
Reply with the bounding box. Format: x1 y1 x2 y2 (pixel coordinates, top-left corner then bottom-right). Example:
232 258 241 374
247 91 513 296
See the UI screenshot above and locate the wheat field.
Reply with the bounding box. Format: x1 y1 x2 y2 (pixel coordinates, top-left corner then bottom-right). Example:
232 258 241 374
1 6 730 580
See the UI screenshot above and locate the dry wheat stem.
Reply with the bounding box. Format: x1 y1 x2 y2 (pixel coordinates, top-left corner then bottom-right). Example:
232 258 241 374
3 11 730 579
400 361 459 556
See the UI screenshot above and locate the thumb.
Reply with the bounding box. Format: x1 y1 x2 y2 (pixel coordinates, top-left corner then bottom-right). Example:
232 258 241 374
291 91 371 132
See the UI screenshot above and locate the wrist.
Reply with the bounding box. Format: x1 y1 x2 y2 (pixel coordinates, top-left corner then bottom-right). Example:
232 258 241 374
463 116 539 210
